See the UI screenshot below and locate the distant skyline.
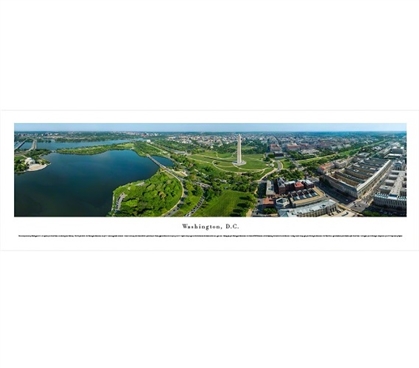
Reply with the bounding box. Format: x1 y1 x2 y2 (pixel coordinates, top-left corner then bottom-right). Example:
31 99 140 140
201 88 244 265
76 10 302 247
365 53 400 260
15 123 406 132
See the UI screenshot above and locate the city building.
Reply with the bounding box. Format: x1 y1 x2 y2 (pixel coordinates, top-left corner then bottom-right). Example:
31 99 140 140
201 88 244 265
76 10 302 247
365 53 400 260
318 162 334 174
373 169 407 210
288 187 325 208
273 181 327 214
322 158 392 199
286 143 300 151
266 180 276 198
278 199 338 217
333 158 351 169
262 198 276 207
268 143 284 157
275 197 289 209
394 160 404 170
294 181 304 191
25 157 35 166
276 178 295 195
390 146 405 155
276 178 316 195
303 179 314 189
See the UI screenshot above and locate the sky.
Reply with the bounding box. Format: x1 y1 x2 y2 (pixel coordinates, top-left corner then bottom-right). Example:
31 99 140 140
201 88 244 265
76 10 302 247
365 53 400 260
14 123 406 132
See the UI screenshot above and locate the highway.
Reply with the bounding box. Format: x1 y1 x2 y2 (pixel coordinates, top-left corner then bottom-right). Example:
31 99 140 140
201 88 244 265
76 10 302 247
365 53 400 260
147 155 187 217
14 140 28 151
147 155 212 217
14 139 37 155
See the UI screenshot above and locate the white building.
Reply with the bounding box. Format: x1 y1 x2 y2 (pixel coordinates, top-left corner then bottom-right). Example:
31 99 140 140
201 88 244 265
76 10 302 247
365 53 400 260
25 157 35 166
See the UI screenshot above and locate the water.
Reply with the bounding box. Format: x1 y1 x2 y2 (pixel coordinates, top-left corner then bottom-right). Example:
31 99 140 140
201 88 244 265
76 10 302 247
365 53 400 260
16 139 140 150
14 150 173 217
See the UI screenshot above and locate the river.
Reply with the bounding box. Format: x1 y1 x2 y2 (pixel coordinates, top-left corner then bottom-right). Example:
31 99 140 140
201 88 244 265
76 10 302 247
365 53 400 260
15 139 139 150
14 144 173 217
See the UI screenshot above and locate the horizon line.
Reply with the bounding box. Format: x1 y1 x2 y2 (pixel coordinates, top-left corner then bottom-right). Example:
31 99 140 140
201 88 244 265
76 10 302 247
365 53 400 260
14 130 407 133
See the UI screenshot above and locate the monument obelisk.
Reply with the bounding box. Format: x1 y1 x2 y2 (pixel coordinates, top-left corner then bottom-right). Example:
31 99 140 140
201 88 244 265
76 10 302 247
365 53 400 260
237 134 242 163
234 134 246 165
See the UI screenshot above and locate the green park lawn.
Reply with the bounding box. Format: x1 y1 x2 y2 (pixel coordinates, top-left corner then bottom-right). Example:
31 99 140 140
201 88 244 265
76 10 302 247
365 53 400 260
189 154 217 164
132 141 167 156
193 190 254 217
297 155 335 165
195 150 235 159
190 152 270 173
279 159 293 169
57 143 132 155
240 154 270 169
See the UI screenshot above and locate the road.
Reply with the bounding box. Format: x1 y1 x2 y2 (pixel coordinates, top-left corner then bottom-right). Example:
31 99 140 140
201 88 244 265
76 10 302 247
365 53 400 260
317 160 396 215
115 193 127 212
316 181 357 210
185 196 205 217
14 139 39 158
147 155 186 217
249 159 283 216
147 155 211 217
14 140 28 151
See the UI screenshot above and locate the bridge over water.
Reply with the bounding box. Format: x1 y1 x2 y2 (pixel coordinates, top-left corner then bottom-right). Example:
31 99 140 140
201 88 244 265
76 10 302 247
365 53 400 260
14 139 37 151
14 140 27 151
147 154 166 169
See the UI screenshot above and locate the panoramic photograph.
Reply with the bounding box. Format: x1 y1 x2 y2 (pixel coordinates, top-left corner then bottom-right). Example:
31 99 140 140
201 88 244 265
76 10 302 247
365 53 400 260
14 123 407 218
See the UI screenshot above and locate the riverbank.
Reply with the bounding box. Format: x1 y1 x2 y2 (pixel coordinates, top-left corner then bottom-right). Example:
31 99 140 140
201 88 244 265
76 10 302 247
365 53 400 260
27 163 49 172
55 141 169 160
111 170 182 217
14 149 51 174
56 143 132 155
15 149 165 217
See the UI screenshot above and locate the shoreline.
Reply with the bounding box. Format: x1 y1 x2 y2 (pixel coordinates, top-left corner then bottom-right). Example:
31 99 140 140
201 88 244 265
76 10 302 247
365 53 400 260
26 163 49 172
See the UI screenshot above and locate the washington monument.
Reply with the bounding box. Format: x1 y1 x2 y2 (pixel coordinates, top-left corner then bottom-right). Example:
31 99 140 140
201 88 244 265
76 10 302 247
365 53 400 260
234 134 246 166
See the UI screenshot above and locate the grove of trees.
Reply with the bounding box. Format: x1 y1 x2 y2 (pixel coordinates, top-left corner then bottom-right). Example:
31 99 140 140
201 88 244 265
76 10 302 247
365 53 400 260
113 171 182 217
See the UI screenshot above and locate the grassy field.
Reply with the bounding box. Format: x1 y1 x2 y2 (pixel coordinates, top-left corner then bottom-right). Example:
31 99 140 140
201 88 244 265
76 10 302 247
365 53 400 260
241 154 270 169
190 153 239 164
215 152 235 158
194 150 234 159
193 190 253 217
279 159 294 169
297 155 336 165
57 143 131 155
132 141 168 157
117 142 135 149
54 141 164 157
362 210 387 217
212 162 244 172
190 152 270 174
152 139 198 152
189 154 217 163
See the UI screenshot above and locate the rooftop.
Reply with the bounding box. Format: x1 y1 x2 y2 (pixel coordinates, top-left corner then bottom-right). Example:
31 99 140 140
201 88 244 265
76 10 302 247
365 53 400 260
278 199 337 217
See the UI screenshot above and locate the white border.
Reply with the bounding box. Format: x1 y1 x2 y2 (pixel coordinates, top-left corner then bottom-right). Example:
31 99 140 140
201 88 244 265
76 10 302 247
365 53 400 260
1 110 418 251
